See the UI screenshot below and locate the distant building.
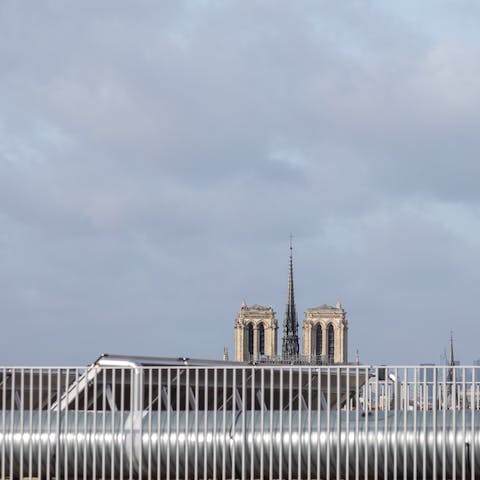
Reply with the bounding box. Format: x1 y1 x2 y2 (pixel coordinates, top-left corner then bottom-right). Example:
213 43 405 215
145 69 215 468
234 244 349 364
303 303 348 364
234 303 278 362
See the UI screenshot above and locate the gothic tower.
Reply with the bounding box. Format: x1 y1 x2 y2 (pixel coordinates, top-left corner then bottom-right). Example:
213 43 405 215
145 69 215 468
282 242 300 357
234 302 277 362
302 302 348 364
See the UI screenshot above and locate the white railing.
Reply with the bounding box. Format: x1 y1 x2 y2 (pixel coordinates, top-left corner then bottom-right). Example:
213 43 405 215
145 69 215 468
0 364 479 479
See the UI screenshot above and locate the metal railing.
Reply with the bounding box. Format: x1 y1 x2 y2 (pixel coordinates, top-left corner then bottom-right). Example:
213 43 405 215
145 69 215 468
0 364 479 479
247 354 332 365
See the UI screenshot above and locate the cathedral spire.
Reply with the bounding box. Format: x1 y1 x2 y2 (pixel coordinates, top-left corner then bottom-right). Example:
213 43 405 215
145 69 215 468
282 236 299 357
449 331 455 367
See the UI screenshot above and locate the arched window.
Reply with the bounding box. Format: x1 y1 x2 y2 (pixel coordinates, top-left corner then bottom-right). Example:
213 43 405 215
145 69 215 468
315 325 323 356
247 323 254 355
327 324 335 363
258 323 265 355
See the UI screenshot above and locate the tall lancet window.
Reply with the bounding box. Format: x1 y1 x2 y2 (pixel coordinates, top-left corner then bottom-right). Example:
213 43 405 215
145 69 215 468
327 324 335 363
316 325 323 356
258 323 265 355
247 323 254 356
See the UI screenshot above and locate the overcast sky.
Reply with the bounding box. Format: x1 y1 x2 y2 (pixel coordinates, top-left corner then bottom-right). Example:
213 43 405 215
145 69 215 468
1 1 480 365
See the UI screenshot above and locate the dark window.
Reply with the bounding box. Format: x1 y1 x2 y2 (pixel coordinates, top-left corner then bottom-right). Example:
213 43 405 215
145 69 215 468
258 323 265 355
327 324 335 363
247 323 254 355
316 325 323 356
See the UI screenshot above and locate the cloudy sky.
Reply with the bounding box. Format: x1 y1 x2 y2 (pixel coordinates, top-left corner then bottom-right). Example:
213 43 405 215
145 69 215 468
1 1 480 365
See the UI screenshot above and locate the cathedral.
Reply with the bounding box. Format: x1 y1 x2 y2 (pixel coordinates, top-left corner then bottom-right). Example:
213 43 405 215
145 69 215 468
234 245 348 364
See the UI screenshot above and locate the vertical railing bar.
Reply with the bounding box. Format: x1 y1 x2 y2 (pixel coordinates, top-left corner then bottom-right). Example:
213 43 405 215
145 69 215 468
374 367 378 480
461 366 466 480
222 368 227 480
19 368 24 480
307 367 312 480
230 368 236 480
74 368 80 480
288 367 293 480
412 367 417 480
317 367 321 480
63 367 71 480
148 368 153 480
403 367 408 480
442 366 447 480
45 368 52 480
82 366 88 480
471 368 475 480
354 365 359 480
383 367 388 480
347 365 351 480
39 368 44 480
251 367 256 480
102 368 106 480
26 368 33 480
279 368 283 480
452 366 457 480
241 368 246 480
55 369 61 480
194 368 198 480
28 368 34 480
167 368 172 480
432 367 437 480
260 367 265 480
422 366 427 480
337 366 341 480
298 367 303 480
157 368 162 480
269 367 274 480
93 366 98 480
213 368 218 480
326 367 331 480
203 368 208 480
393 367 398 480
110 368 116 480
185 368 190 480
120 368 125 480
364 366 369 480
9 369 15 480
177 367 182 480
1 367 6 480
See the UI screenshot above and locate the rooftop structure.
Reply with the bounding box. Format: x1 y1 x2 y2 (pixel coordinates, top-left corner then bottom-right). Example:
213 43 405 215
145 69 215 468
0 355 478 479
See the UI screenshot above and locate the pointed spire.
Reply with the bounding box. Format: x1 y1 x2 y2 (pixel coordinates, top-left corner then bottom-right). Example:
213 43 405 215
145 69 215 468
282 236 299 356
448 331 455 393
449 331 455 367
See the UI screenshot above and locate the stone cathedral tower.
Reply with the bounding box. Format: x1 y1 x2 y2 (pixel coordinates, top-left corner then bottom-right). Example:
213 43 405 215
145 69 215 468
302 303 348 364
234 302 278 362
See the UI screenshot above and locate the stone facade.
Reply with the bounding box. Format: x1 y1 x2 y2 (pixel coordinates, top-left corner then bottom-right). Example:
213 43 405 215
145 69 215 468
234 302 277 362
302 303 348 364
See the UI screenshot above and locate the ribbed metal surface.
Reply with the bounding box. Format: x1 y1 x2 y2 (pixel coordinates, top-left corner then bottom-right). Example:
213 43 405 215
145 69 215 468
1 364 479 478
1 411 480 478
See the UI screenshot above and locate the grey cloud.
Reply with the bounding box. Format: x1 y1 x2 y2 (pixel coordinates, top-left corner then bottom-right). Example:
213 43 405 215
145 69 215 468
1 1 480 365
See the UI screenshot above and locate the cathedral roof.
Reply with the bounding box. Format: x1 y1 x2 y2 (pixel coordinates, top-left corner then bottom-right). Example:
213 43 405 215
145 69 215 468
306 304 343 311
249 304 273 310
240 303 273 311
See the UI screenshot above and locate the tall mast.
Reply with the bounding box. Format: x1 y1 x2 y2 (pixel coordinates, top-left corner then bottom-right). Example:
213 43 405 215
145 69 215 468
282 236 299 356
